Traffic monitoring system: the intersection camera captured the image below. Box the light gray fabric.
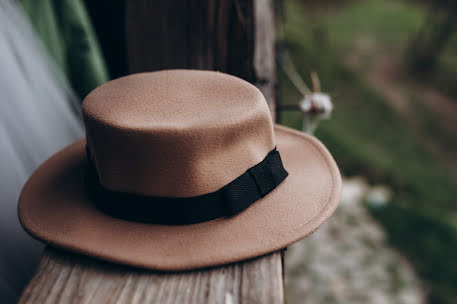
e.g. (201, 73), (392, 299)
(0, 1), (84, 302)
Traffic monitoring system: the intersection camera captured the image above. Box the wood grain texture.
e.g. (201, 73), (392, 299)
(254, 0), (276, 118)
(19, 247), (284, 304)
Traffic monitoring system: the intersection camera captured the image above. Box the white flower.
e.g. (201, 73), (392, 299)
(299, 93), (333, 118)
(299, 93), (333, 134)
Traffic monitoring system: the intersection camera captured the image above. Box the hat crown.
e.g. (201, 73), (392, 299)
(82, 70), (275, 197)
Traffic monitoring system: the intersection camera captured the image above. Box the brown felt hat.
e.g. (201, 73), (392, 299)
(19, 70), (341, 271)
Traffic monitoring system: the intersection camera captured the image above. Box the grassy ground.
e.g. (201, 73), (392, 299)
(279, 0), (457, 302)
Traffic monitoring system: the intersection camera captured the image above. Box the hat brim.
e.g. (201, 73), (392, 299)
(18, 125), (341, 271)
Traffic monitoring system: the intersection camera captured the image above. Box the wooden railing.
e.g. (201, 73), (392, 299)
(19, 247), (284, 303)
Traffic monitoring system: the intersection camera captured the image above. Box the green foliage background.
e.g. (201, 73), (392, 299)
(279, 0), (457, 302)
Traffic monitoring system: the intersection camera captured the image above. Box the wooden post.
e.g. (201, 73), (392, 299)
(19, 2), (283, 303)
(126, 0), (277, 120)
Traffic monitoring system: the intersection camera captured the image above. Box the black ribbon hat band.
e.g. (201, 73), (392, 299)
(85, 146), (288, 225)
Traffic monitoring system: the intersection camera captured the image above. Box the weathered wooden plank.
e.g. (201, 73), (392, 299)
(125, 0), (253, 77)
(254, 0), (277, 119)
(19, 247), (284, 304)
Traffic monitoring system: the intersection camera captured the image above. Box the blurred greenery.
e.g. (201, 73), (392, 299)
(20, 0), (109, 99)
(279, 0), (457, 302)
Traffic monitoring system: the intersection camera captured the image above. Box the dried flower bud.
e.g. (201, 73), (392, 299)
(300, 93), (333, 134)
(300, 93), (333, 118)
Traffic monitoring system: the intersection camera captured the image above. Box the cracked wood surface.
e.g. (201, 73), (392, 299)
(19, 247), (284, 304)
